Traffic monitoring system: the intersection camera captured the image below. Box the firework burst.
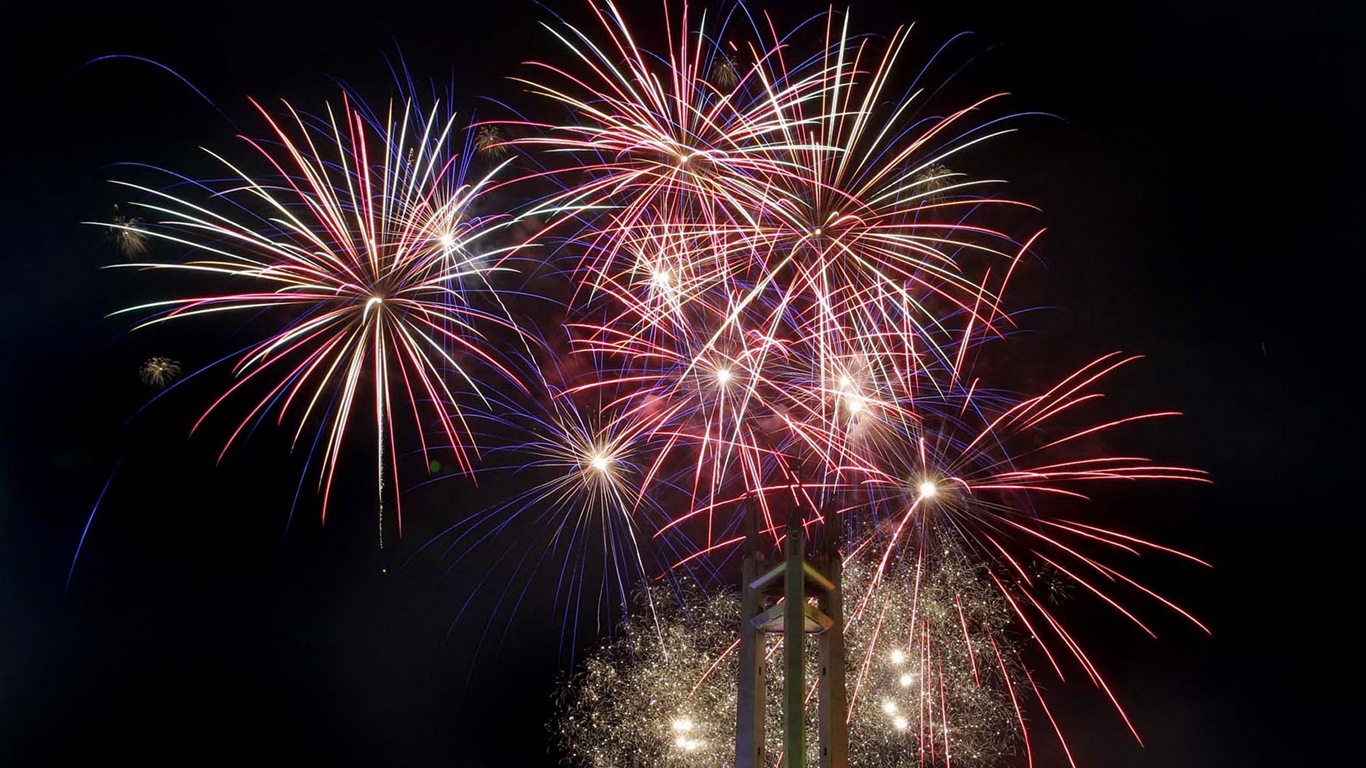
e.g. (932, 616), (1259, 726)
(474, 124), (510, 158)
(107, 204), (151, 258)
(96, 88), (527, 538)
(504, 0), (830, 285)
(138, 356), (182, 388)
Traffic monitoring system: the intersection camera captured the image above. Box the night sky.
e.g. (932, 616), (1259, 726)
(2, 1), (1359, 766)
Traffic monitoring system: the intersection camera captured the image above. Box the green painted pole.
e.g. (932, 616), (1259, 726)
(817, 554), (848, 768)
(784, 516), (805, 768)
(736, 505), (765, 768)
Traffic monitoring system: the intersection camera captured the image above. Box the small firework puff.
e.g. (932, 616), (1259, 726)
(474, 125), (509, 158)
(139, 357), (182, 389)
(709, 51), (739, 89)
(910, 164), (956, 205)
(107, 204), (150, 258)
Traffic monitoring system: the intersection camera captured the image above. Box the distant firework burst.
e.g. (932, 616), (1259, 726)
(138, 355), (183, 385)
(97, 88), (526, 538)
(138, 356), (182, 388)
(474, 124), (510, 159)
(107, 204), (150, 258)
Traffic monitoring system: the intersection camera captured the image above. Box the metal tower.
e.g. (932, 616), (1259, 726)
(735, 512), (848, 768)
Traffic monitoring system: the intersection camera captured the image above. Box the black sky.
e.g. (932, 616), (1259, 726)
(2, 1), (1361, 766)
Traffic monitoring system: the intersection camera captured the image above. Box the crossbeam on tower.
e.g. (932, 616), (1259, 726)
(734, 516), (848, 768)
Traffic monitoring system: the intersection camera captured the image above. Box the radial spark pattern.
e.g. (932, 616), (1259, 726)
(100, 90), (525, 534)
(138, 356), (182, 389)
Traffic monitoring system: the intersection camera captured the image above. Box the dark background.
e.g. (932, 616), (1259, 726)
(2, 1), (1359, 765)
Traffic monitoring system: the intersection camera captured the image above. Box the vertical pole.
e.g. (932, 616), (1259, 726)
(736, 509), (765, 768)
(817, 555), (848, 768)
(784, 516), (805, 768)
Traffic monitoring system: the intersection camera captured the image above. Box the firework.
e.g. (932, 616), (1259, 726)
(106, 204), (151, 258)
(740, 344), (1208, 760)
(495, 0), (1045, 563)
(843, 550), (1024, 767)
(85, 3), (1211, 761)
(474, 124), (510, 158)
(911, 164), (957, 206)
(553, 578), (745, 768)
(96, 88), (526, 538)
(138, 356), (182, 388)
(496, 3), (1212, 760)
(416, 373), (673, 651)
(552, 546), (1025, 768)
(547, 336), (1211, 761)
(409, 331), (723, 657)
(710, 51), (742, 90)
(504, 0), (827, 283)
